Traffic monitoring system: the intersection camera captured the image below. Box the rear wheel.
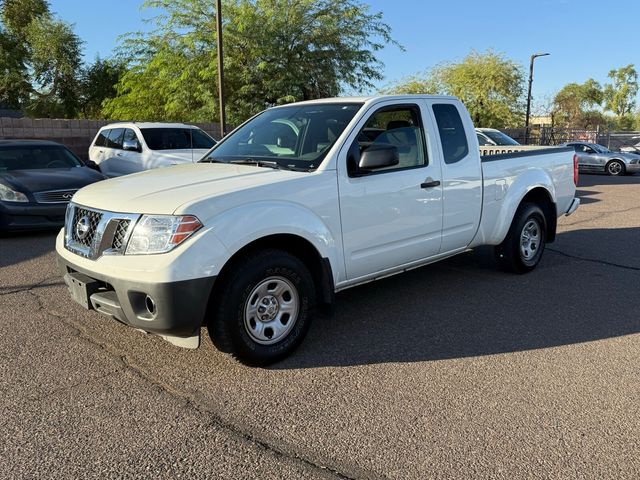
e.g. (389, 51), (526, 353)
(606, 160), (625, 176)
(207, 249), (315, 366)
(495, 203), (546, 274)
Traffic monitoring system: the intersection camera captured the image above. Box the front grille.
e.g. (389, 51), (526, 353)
(111, 219), (131, 251)
(71, 207), (103, 249)
(64, 203), (140, 260)
(34, 189), (77, 204)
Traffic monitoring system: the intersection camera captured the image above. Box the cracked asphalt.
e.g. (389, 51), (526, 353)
(1, 174), (639, 479)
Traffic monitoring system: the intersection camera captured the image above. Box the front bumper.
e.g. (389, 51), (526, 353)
(0, 201), (67, 231)
(626, 163), (640, 173)
(57, 251), (216, 340)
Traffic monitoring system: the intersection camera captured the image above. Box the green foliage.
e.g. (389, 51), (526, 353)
(103, 0), (398, 124)
(0, 26), (31, 108)
(603, 64), (638, 119)
(25, 15), (83, 117)
(552, 79), (604, 129)
(0, 0), (50, 109)
(1, 0), (48, 36)
(385, 50), (524, 128)
(79, 57), (125, 118)
(0, 0), (84, 117)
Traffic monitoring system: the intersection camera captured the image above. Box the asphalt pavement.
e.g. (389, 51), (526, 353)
(1, 173), (639, 479)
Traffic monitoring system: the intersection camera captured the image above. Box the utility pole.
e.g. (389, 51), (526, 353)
(216, 0), (226, 137)
(525, 52), (550, 144)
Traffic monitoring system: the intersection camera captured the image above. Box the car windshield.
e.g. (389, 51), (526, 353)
(0, 146), (82, 171)
(593, 144), (610, 153)
(201, 103), (363, 171)
(140, 128), (216, 151)
(483, 130), (520, 146)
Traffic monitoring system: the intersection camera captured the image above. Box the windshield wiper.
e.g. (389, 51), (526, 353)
(229, 159), (281, 169)
(201, 157), (311, 172)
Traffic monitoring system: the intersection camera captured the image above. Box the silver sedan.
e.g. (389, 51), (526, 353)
(561, 142), (640, 176)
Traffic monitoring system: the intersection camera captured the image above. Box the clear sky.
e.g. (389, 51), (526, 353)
(49, 0), (640, 109)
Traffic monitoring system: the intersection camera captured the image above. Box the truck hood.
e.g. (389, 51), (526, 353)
(72, 163), (305, 214)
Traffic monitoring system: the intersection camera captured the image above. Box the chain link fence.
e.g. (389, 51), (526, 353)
(503, 126), (640, 153)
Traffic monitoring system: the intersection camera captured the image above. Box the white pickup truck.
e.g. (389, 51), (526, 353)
(56, 95), (580, 365)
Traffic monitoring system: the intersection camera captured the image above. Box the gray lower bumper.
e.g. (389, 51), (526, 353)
(565, 197), (580, 216)
(58, 253), (216, 340)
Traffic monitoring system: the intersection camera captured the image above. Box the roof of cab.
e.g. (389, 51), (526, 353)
(98, 122), (201, 130)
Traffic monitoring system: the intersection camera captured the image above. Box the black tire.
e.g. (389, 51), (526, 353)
(606, 160), (625, 176)
(207, 249), (316, 366)
(495, 203), (546, 274)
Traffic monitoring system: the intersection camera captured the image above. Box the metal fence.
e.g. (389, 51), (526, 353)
(503, 127), (640, 152)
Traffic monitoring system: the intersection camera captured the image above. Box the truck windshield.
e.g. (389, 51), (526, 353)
(201, 103), (363, 171)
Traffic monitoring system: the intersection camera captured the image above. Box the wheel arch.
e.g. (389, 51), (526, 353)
(208, 234), (335, 321)
(519, 187), (557, 243)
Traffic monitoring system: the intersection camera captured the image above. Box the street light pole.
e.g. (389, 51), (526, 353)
(524, 52), (550, 144)
(216, 0), (226, 137)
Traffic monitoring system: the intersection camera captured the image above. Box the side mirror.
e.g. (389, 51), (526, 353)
(358, 144), (399, 171)
(84, 160), (100, 171)
(123, 139), (141, 152)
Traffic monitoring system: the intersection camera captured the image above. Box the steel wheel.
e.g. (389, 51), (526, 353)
(244, 276), (300, 345)
(520, 219), (541, 261)
(607, 160), (624, 176)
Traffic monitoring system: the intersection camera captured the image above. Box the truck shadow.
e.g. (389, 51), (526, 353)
(275, 227), (640, 369)
(0, 230), (58, 269)
(578, 173), (640, 188)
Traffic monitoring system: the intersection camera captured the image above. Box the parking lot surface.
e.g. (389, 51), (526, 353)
(1, 174), (639, 479)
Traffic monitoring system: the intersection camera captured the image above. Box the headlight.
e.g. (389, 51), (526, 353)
(126, 215), (202, 255)
(0, 183), (28, 202)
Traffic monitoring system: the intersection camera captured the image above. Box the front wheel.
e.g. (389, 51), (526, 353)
(495, 203), (547, 274)
(606, 160), (625, 176)
(207, 249), (315, 366)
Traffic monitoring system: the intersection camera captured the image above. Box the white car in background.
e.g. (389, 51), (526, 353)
(89, 123), (217, 177)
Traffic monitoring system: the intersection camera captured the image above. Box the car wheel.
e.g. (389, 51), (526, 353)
(606, 160), (625, 176)
(207, 249), (315, 366)
(495, 203), (546, 274)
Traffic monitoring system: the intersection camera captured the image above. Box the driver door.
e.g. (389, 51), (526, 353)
(337, 103), (443, 280)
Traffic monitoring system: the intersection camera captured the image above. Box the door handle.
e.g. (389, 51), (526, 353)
(116, 153), (123, 157)
(420, 180), (441, 189)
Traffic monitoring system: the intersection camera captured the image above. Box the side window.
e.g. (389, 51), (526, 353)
(106, 128), (125, 149)
(476, 132), (491, 146)
(123, 128), (139, 143)
(433, 104), (469, 164)
(350, 105), (427, 175)
(94, 130), (109, 147)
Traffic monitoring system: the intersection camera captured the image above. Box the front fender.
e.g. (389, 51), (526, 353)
(208, 200), (344, 282)
(488, 169), (556, 245)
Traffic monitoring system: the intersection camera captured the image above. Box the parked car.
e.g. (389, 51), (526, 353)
(476, 128), (520, 146)
(561, 142), (640, 176)
(57, 95), (579, 365)
(0, 140), (105, 232)
(89, 123), (217, 177)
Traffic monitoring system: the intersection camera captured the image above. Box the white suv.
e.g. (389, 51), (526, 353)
(89, 122), (217, 176)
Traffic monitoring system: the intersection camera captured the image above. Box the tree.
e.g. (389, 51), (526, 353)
(0, 0), (50, 110)
(79, 57), (125, 118)
(25, 15), (83, 117)
(604, 65), (638, 117)
(552, 79), (604, 129)
(103, 0), (399, 124)
(0, 27), (31, 108)
(385, 50), (525, 128)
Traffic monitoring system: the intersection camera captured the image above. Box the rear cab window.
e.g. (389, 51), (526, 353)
(432, 104), (469, 164)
